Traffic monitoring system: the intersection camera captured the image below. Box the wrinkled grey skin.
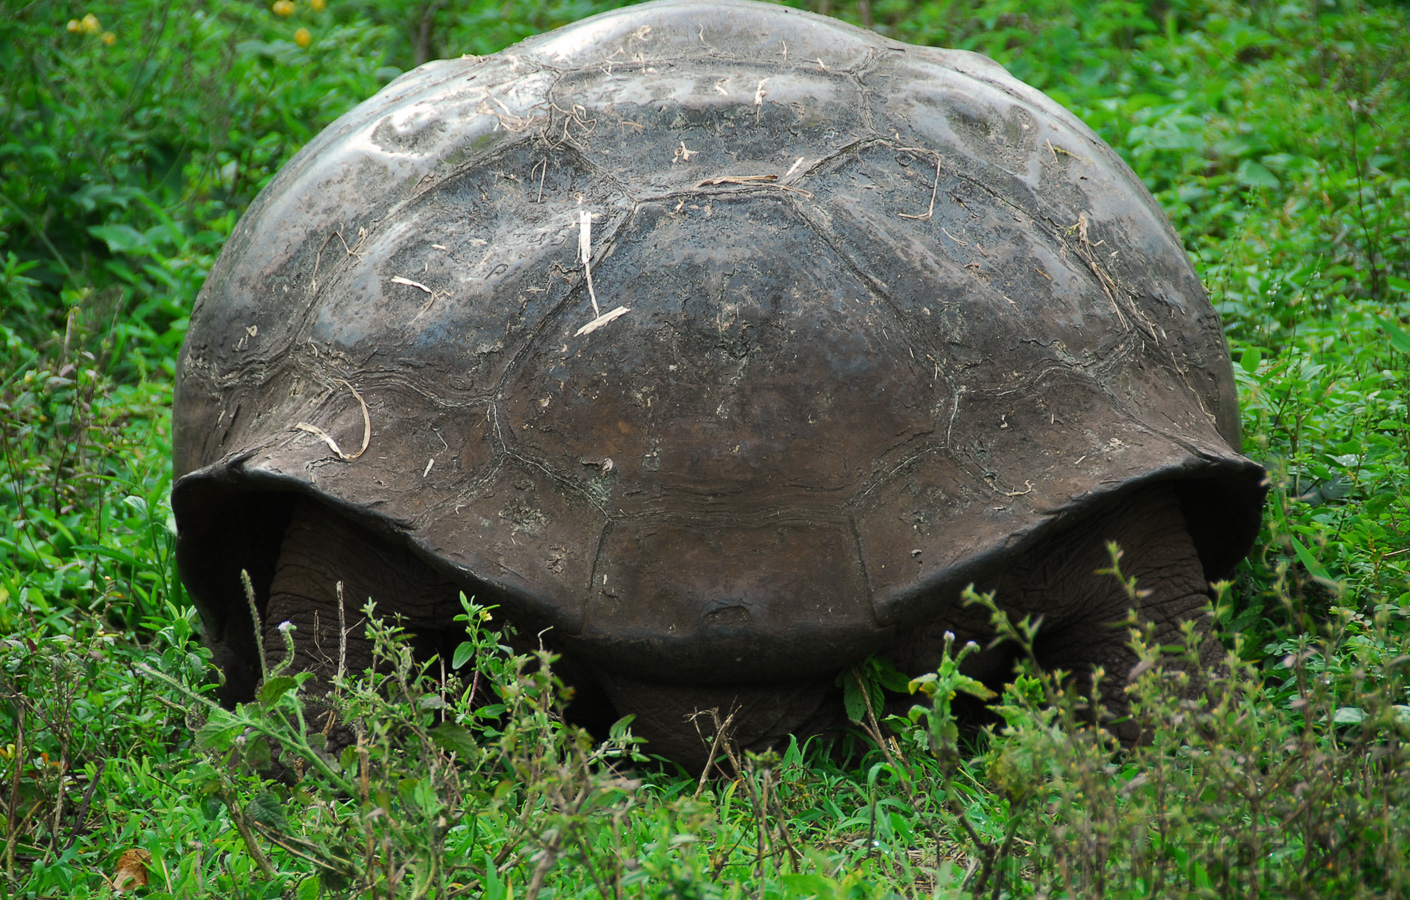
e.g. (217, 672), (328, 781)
(172, 0), (1266, 768)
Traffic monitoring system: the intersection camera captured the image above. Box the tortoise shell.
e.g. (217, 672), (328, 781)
(172, 0), (1265, 698)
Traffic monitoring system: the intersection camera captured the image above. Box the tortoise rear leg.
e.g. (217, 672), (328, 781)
(262, 497), (465, 694)
(261, 498), (625, 753)
(887, 483), (1218, 742)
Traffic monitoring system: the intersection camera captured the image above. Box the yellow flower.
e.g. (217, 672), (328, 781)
(294, 27), (311, 48)
(66, 19), (81, 33)
(102, 31), (116, 46)
(81, 13), (100, 34)
(272, 0), (295, 17)
(310, 0), (326, 11)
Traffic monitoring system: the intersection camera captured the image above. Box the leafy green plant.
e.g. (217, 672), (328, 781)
(132, 596), (655, 898)
(885, 550), (1410, 899)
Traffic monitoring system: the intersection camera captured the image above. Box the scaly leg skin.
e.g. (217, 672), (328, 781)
(890, 482), (1217, 743)
(261, 497), (464, 747)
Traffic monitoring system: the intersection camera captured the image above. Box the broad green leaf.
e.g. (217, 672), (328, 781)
(1235, 159), (1280, 188)
(1290, 537), (1332, 582)
(258, 675), (299, 708)
(1380, 317), (1410, 354)
(908, 673), (938, 696)
(194, 717), (243, 753)
(87, 223), (151, 255)
(607, 714), (636, 742)
(245, 791), (288, 831)
(429, 722), (479, 758)
(483, 854), (509, 900)
(243, 735), (272, 771)
(842, 677), (866, 724)
(956, 675), (997, 701)
(873, 656), (913, 692)
(296, 875), (321, 900)
(452, 640), (476, 669)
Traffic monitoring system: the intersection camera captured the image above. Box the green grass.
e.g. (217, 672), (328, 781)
(2, 0), (1408, 897)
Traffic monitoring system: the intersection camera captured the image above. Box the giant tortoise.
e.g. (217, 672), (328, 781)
(172, 0), (1267, 764)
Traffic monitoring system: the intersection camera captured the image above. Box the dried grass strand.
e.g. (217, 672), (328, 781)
(294, 379), (371, 460)
(575, 305), (630, 337)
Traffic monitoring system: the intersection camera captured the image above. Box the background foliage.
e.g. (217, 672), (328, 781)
(2, 0), (1408, 897)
